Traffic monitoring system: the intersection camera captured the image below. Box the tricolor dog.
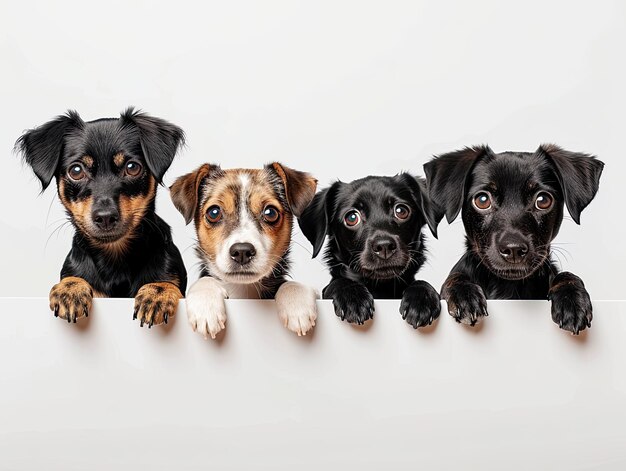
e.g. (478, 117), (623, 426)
(16, 108), (187, 326)
(170, 162), (318, 338)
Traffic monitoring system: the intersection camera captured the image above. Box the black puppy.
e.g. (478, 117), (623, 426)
(298, 174), (440, 328)
(16, 108), (187, 327)
(424, 144), (604, 334)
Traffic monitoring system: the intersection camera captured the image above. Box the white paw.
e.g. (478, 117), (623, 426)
(186, 277), (228, 339)
(275, 281), (319, 336)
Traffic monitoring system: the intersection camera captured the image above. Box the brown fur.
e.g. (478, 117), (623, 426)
(113, 152), (125, 167)
(81, 156), (94, 167)
(58, 179), (93, 236)
(133, 282), (183, 327)
(49, 276), (94, 322)
(59, 176), (157, 258)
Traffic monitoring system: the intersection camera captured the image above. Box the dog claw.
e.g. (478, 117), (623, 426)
(140, 318), (145, 327)
(84, 307), (89, 318)
(54, 306), (59, 317)
(133, 307), (138, 320)
(164, 313), (168, 324)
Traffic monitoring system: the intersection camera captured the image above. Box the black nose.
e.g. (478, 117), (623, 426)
(230, 243), (256, 265)
(497, 234), (529, 264)
(92, 208), (119, 231)
(371, 238), (397, 260)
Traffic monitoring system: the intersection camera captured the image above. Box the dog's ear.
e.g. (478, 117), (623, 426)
(267, 162), (318, 218)
(396, 173), (438, 238)
(423, 145), (492, 224)
(538, 144), (604, 224)
(170, 164), (219, 225)
(121, 107), (185, 183)
(298, 182), (341, 258)
(15, 111), (84, 191)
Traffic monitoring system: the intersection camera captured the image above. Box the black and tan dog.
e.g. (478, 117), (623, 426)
(170, 163), (318, 338)
(298, 174), (441, 328)
(425, 144), (604, 334)
(16, 108), (187, 326)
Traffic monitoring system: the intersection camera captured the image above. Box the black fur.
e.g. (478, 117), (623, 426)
(298, 174), (441, 328)
(425, 144), (604, 334)
(16, 108), (186, 325)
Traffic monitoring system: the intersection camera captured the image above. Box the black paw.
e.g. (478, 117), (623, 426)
(400, 281), (441, 328)
(444, 280), (488, 326)
(329, 282), (374, 325)
(549, 272), (592, 335)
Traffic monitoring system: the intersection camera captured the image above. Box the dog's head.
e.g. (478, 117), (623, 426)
(425, 145), (604, 280)
(16, 108), (184, 251)
(170, 163), (316, 284)
(298, 174), (437, 280)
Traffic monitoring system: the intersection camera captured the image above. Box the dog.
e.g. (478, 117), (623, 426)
(424, 144), (604, 334)
(298, 174), (441, 328)
(169, 162), (318, 338)
(16, 108), (187, 327)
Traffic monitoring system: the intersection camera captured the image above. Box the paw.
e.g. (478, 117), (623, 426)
(275, 281), (319, 336)
(549, 272), (592, 335)
(444, 281), (488, 326)
(49, 277), (93, 323)
(133, 282), (182, 328)
(400, 281), (441, 328)
(186, 277), (228, 339)
(329, 282), (374, 325)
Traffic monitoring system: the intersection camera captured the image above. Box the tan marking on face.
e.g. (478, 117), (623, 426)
(197, 171), (244, 263)
(58, 179), (93, 236)
(113, 152), (125, 167)
(196, 168), (293, 276)
(248, 173), (292, 265)
(81, 156), (94, 167)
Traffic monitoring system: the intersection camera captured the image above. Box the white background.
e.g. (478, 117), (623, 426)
(1, 0), (624, 297)
(1, 298), (625, 470)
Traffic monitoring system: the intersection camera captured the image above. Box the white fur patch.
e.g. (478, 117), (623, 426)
(186, 276), (229, 339)
(213, 173), (272, 282)
(275, 281), (319, 336)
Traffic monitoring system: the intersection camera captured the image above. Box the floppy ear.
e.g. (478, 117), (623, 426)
(297, 182), (341, 258)
(267, 162), (318, 218)
(169, 164), (219, 225)
(538, 144), (604, 224)
(121, 107), (185, 183)
(396, 173), (438, 238)
(15, 110), (84, 191)
(423, 145), (492, 224)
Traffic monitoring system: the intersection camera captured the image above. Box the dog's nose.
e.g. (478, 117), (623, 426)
(92, 208), (120, 231)
(230, 243), (256, 265)
(371, 238), (397, 260)
(497, 235), (529, 264)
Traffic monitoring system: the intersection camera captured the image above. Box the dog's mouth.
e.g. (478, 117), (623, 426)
(359, 262), (409, 280)
(220, 270), (267, 284)
(482, 252), (548, 281)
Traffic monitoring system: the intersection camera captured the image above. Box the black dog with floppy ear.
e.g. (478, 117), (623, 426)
(15, 108), (187, 327)
(298, 173), (441, 329)
(16, 111), (85, 190)
(425, 144), (604, 334)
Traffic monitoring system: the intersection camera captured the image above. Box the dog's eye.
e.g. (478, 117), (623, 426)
(343, 210), (362, 228)
(67, 163), (86, 181)
(535, 192), (554, 210)
(394, 204), (411, 220)
(473, 192), (492, 210)
(206, 205), (223, 223)
(262, 206), (280, 224)
(124, 161), (142, 177)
